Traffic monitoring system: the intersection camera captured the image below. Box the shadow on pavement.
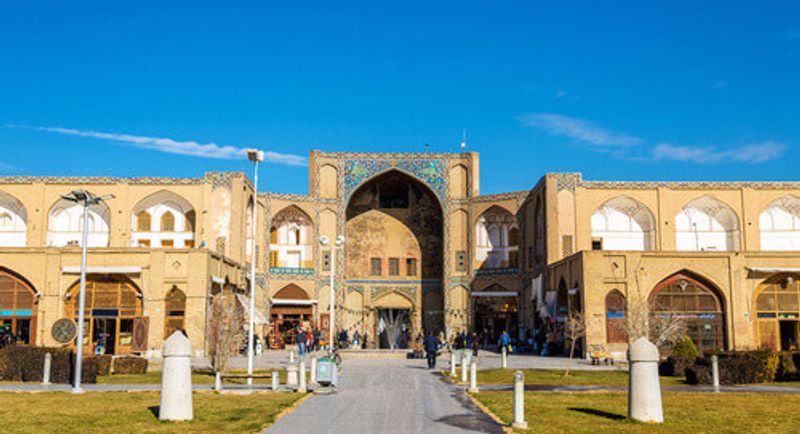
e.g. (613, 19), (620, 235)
(568, 407), (626, 421)
(433, 414), (505, 433)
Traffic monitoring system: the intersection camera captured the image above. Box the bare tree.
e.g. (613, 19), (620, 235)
(564, 312), (587, 377)
(208, 294), (245, 373)
(620, 266), (687, 348)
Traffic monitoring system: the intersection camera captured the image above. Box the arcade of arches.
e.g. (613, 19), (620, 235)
(755, 274), (800, 351)
(345, 170), (443, 347)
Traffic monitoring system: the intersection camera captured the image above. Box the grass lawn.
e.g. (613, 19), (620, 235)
(474, 391), (800, 433)
(472, 369), (686, 387)
(97, 369), (305, 385)
(0, 391), (304, 433)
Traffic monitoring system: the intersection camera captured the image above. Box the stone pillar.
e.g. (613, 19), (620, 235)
(501, 346), (508, 369)
(711, 355), (720, 391)
(461, 356), (468, 383)
(450, 352), (457, 377)
(468, 360), (479, 393)
(310, 355), (318, 384)
(287, 364), (299, 387)
(272, 370), (280, 391)
(298, 360), (307, 393)
(42, 352), (52, 385)
(160, 332), (193, 421)
(627, 337), (663, 423)
(214, 371), (222, 391)
(512, 371), (528, 429)
(289, 350), (296, 364)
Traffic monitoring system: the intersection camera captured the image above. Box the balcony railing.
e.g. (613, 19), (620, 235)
(474, 267), (519, 276)
(269, 267), (315, 275)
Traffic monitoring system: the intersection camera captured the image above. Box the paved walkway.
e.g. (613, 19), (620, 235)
(266, 358), (504, 434)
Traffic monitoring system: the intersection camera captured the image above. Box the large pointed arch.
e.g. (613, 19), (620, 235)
(0, 267), (38, 344)
(760, 195), (800, 251)
(131, 190), (196, 248)
(591, 195), (656, 251)
(675, 195), (740, 251)
(270, 206), (314, 270)
(0, 190), (27, 247)
(47, 195), (111, 247)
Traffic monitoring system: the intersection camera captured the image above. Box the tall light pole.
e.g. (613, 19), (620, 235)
(62, 190), (113, 394)
(246, 149), (264, 386)
(319, 234), (344, 352)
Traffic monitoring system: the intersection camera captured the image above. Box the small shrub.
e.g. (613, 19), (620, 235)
(95, 355), (113, 376)
(685, 350), (777, 385)
(660, 355), (697, 377)
(0, 345), (96, 384)
(113, 356), (148, 375)
(671, 336), (699, 358)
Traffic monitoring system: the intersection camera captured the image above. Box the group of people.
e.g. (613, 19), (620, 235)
(336, 329), (369, 350)
(0, 326), (18, 348)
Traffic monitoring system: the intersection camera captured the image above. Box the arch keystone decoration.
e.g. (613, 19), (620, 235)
(343, 159), (446, 203)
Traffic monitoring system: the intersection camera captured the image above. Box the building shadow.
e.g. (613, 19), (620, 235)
(148, 406), (160, 419)
(568, 407), (626, 421)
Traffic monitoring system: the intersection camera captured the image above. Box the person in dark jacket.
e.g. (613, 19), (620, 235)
(424, 333), (439, 369)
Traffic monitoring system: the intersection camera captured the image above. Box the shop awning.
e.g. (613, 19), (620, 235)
(471, 291), (518, 297)
(271, 299), (318, 306)
(62, 266), (142, 274)
(235, 293), (269, 325)
(210, 275), (226, 285)
(747, 267), (800, 274)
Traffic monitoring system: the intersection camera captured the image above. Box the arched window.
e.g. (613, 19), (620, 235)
(47, 197), (110, 247)
(606, 290), (627, 344)
(675, 196), (740, 251)
(475, 206), (518, 270)
(269, 206), (313, 270)
(591, 196), (656, 251)
(508, 227), (519, 246)
(0, 269), (37, 344)
(754, 274), (800, 351)
(184, 210), (196, 233)
(160, 212), (175, 232)
(136, 211), (151, 232)
(760, 196), (800, 251)
(0, 191), (27, 247)
(650, 272), (725, 353)
(164, 287), (186, 339)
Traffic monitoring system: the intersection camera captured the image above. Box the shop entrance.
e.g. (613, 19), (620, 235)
(377, 308), (411, 349)
(780, 320), (799, 351)
(93, 317), (117, 355)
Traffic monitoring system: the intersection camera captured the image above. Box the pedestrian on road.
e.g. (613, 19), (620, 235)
(498, 330), (510, 353)
(469, 332), (479, 358)
(298, 328), (308, 357)
(424, 333), (439, 369)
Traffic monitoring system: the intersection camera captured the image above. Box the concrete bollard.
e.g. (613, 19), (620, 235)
(711, 355), (720, 392)
(214, 371), (222, 391)
(272, 370), (280, 391)
(298, 360), (307, 393)
(286, 363), (299, 387)
(289, 350), (296, 364)
(159, 331), (193, 421)
(310, 355), (318, 384)
(461, 355), (468, 383)
(42, 352), (52, 385)
(501, 346), (508, 369)
(469, 360), (479, 393)
(627, 337), (663, 423)
(512, 370), (528, 429)
(450, 352), (457, 377)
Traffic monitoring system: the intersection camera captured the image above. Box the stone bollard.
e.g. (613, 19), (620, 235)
(501, 346), (508, 369)
(461, 355), (468, 383)
(450, 352), (457, 377)
(512, 371), (528, 429)
(214, 371), (222, 391)
(627, 337), (663, 423)
(272, 370), (280, 391)
(711, 355), (720, 392)
(468, 360), (479, 393)
(287, 363), (299, 387)
(289, 350), (296, 364)
(310, 356), (318, 384)
(298, 360), (307, 393)
(42, 352), (52, 385)
(160, 331), (193, 421)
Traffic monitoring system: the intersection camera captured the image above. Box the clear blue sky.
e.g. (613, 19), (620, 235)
(1, 1), (798, 194)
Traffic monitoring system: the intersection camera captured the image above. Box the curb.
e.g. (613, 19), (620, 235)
(465, 392), (517, 433)
(262, 392), (313, 432)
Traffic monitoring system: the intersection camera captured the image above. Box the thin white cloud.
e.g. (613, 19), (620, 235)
(652, 142), (786, 164)
(554, 90), (568, 100)
(518, 113), (642, 147)
(712, 80), (729, 90)
(7, 125), (307, 167)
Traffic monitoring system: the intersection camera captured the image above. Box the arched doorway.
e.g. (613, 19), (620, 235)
(345, 170), (444, 336)
(0, 269), (37, 344)
(650, 272), (725, 353)
(164, 287), (186, 339)
(270, 284), (314, 349)
(372, 290), (415, 349)
(66, 276), (144, 355)
(473, 284), (518, 345)
(605, 290), (627, 344)
(754, 274), (800, 351)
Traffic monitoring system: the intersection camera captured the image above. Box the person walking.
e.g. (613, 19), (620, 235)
(424, 333), (439, 369)
(469, 331), (479, 358)
(498, 330), (510, 353)
(297, 328), (307, 357)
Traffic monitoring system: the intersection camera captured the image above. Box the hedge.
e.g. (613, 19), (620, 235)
(0, 345), (98, 384)
(113, 356), (148, 375)
(96, 354), (113, 376)
(686, 350), (778, 385)
(659, 355), (697, 377)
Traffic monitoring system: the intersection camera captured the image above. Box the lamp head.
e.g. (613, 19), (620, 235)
(335, 235), (345, 246)
(246, 149), (265, 162)
(319, 235), (330, 246)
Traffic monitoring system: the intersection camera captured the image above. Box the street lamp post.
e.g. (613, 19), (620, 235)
(62, 190), (113, 394)
(319, 235), (344, 352)
(246, 149), (264, 386)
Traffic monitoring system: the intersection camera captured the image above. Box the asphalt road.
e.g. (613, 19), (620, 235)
(266, 358), (504, 434)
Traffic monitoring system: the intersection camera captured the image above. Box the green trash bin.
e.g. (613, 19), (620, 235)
(316, 356), (338, 387)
